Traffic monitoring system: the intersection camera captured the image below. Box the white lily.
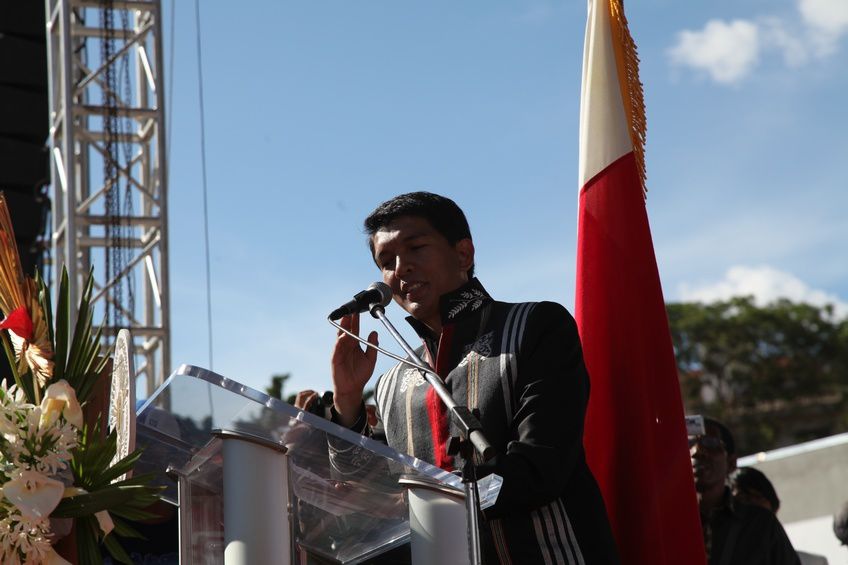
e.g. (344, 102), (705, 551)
(40, 380), (83, 429)
(2, 469), (65, 519)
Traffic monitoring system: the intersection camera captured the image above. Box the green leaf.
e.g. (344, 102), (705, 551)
(102, 533), (134, 565)
(67, 269), (97, 401)
(88, 435), (119, 483)
(35, 270), (54, 347)
(112, 517), (146, 540)
(116, 475), (162, 492)
(96, 452), (144, 486)
(53, 485), (151, 518)
(54, 266), (70, 380)
(75, 515), (104, 565)
(109, 505), (161, 522)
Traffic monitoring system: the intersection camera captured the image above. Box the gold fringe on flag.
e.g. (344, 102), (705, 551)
(608, 0), (648, 196)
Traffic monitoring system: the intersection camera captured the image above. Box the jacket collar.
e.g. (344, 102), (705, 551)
(709, 486), (737, 516)
(405, 277), (492, 339)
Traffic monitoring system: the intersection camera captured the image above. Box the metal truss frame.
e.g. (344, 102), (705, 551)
(45, 0), (170, 396)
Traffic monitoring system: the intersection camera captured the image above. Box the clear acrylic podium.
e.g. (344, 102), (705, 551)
(135, 365), (501, 564)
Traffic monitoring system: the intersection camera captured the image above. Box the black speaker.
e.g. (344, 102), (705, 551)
(0, 2), (51, 281)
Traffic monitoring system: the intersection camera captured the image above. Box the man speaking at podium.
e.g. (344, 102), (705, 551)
(330, 192), (619, 564)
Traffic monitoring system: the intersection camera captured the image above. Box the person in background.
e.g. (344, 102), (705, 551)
(730, 466), (828, 565)
(730, 466), (780, 513)
(690, 417), (800, 564)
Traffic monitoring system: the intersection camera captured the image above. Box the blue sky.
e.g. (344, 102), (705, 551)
(161, 0), (848, 397)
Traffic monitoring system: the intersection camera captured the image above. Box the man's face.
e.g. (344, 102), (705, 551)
(371, 216), (473, 331)
(690, 422), (736, 493)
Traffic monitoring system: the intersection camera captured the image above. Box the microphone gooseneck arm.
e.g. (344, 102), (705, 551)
(328, 316), (434, 374)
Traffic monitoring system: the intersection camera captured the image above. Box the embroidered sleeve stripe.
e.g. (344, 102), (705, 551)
(375, 371), (386, 407)
(377, 364), (403, 430)
(556, 499), (586, 565)
(499, 304), (523, 423)
(532, 507), (558, 565)
(544, 502), (575, 565)
(489, 519), (514, 565)
(533, 502), (574, 565)
(516, 303), (535, 354)
(405, 374), (416, 456)
(506, 302), (534, 414)
(507, 303), (533, 375)
(545, 501), (579, 565)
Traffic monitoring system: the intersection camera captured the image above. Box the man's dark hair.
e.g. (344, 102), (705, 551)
(731, 467), (780, 512)
(704, 417), (736, 455)
(364, 191), (474, 277)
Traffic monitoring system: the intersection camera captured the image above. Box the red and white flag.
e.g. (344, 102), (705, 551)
(575, 1), (705, 563)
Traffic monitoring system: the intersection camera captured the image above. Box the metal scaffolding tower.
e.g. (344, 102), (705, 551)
(45, 0), (170, 396)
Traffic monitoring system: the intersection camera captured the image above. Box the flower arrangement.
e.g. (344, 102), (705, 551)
(0, 195), (162, 564)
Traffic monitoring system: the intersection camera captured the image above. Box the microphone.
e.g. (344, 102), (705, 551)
(329, 282), (393, 320)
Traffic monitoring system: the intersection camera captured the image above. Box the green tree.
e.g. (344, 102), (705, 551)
(265, 372), (297, 405)
(668, 296), (848, 455)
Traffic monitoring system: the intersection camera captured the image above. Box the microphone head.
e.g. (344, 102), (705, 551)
(367, 281), (393, 307)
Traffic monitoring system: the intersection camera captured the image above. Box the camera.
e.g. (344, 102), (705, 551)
(306, 390), (334, 419)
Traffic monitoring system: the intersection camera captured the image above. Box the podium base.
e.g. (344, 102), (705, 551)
(402, 476), (470, 565)
(216, 429), (290, 565)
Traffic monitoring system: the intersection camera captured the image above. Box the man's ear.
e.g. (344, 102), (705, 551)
(727, 454), (738, 475)
(455, 238), (475, 273)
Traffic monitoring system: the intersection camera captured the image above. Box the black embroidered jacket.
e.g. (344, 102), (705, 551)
(334, 278), (620, 564)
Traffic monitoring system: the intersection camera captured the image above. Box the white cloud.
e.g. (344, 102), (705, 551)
(677, 265), (848, 319)
(760, 17), (810, 66)
(800, 0), (848, 36)
(668, 19), (760, 84)
(799, 0), (848, 55)
(668, 0), (848, 83)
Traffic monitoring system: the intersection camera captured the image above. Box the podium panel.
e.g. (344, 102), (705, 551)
(136, 365), (501, 564)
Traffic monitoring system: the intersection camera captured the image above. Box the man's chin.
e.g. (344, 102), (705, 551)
(402, 300), (430, 318)
(398, 300), (419, 316)
(693, 475), (723, 494)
